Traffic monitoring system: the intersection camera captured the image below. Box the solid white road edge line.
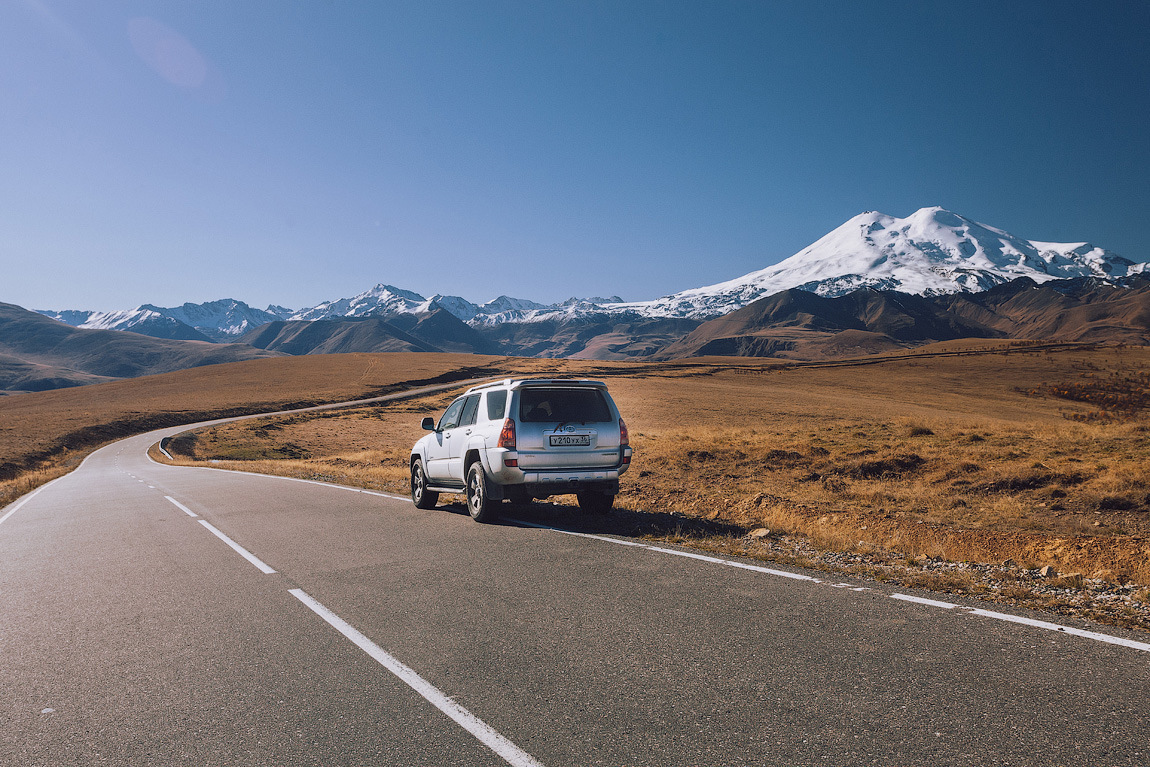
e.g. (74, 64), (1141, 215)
(0, 466), (83, 529)
(197, 520), (277, 574)
(891, 593), (1150, 652)
(511, 518), (1150, 654)
(164, 496), (198, 517)
(966, 607), (1150, 653)
(146, 456), (410, 501)
(289, 588), (546, 767)
(0, 488), (43, 528)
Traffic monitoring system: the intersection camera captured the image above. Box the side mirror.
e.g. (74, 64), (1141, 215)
(421, 416), (436, 431)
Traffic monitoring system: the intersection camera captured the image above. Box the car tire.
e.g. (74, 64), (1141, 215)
(411, 459), (438, 509)
(577, 491), (614, 514)
(466, 463), (499, 523)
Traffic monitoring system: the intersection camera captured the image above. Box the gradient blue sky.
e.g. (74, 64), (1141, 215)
(3, 0), (1148, 312)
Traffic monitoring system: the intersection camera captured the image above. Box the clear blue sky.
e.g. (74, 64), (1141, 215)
(3, 0), (1147, 312)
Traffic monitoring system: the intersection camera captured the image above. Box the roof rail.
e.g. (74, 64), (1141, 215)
(463, 377), (607, 394)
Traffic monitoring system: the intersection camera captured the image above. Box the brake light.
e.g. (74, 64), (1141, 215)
(619, 417), (629, 446)
(497, 418), (516, 449)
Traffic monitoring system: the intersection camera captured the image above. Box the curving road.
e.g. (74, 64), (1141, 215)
(2, 400), (1150, 766)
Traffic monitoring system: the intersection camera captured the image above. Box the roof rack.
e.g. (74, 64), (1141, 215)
(464, 378), (607, 394)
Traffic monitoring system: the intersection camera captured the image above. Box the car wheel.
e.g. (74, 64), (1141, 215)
(577, 491), (614, 514)
(466, 463), (499, 523)
(411, 459), (438, 509)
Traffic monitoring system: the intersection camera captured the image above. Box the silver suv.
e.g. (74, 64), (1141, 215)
(410, 378), (632, 522)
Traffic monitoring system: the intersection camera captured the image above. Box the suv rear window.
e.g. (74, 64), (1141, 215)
(519, 388), (612, 423)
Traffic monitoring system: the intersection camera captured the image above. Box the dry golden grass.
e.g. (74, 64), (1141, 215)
(0, 352), (605, 484)
(160, 343), (1150, 587)
(0, 351), (704, 502)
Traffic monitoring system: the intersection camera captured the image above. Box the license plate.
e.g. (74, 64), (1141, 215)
(550, 434), (591, 447)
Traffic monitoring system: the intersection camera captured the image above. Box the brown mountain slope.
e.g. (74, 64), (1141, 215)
(384, 309), (502, 354)
(941, 277), (1150, 344)
(240, 317), (442, 355)
(482, 316), (702, 359)
(0, 302), (281, 392)
(656, 288), (997, 360)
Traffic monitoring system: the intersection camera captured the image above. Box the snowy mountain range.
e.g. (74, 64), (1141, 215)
(38, 207), (1146, 340)
(39, 299), (290, 342)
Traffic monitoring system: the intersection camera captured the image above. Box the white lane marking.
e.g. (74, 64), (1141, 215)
(197, 520), (276, 574)
(967, 608), (1150, 653)
(892, 593), (958, 609)
(289, 588), (545, 767)
(164, 496), (198, 517)
(0, 488), (44, 528)
(510, 518), (653, 547)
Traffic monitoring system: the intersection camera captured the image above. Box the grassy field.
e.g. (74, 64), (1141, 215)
(7, 344), (1149, 628)
(0, 351), (685, 506)
(0, 353), (519, 506)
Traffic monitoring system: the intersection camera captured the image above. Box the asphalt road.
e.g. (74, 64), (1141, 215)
(2, 412), (1149, 766)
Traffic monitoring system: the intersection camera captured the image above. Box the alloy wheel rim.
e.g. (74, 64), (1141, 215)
(469, 473), (482, 509)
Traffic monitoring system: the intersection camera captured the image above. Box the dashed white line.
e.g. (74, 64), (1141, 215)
(290, 588), (545, 767)
(164, 496), (198, 517)
(197, 520), (276, 574)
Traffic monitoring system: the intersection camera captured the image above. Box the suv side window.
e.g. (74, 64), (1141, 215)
(485, 390), (508, 421)
(459, 395), (481, 427)
(437, 398), (465, 431)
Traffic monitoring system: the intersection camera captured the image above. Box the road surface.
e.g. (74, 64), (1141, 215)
(2, 408), (1149, 766)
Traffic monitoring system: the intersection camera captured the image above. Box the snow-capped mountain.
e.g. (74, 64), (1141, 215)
(287, 284), (554, 325)
(613, 207), (1147, 319)
(287, 284), (428, 322)
(40, 299), (284, 342)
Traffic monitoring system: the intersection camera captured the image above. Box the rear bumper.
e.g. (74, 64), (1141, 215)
(485, 446), (629, 497)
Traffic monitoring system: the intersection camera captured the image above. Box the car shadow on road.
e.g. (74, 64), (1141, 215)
(465, 499), (748, 541)
(433, 493), (747, 542)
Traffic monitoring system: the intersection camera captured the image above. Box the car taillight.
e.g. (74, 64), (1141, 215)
(619, 417), (629, 446)
(497, 418), (516, 449)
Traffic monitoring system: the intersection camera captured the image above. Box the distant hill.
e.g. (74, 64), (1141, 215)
(240, 316), (444, 355)
(657, 275), (1150, 360)
(483, 315), (702, 359)
(0, 303), (281, 392)
(940, 276), (1150, 344)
